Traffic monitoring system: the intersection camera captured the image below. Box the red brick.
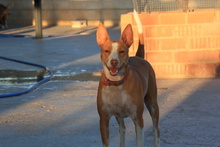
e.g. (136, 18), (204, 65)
(160, 12), (186, 25)
(151, 63), (188, 78)
(188, 51), (203, 63)
(189, 37), (219, 49)
(202, 50), (220, 62)
(146, 52), (174, 63)
(175, 50), (220, 64)
(145, 26), (175, 38)
(144, 26), (158, 38)
(201, 24), (220, 36)
(175, 51), (203, 63)
(188, 63), (217, 77)
(175, 51), (188, 63)
(145, 39), (160, 51)
(160, 38), (187, 50)
(152, 63), (220, 78)
(139, 12), (160, 26)
(157, 26), (174, 37)
(188, 25), (202, 37)
(189, 37), (205, 49)
(217, 37), (220, 48)
(185, 50), (218, 63)
(187, 10), (215, 24)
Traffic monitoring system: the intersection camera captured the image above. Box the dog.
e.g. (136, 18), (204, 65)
(0, 2), (13, 29)
(96, 22), (160, 147)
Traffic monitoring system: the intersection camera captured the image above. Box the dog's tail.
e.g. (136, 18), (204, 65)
(133, 9), (145, 59)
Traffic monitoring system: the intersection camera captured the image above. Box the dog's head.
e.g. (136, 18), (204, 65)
(96, 23), (133, 78)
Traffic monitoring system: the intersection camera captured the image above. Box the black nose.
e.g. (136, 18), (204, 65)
(110, 59), (118, 67)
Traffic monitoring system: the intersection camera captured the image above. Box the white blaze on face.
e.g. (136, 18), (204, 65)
(107, 42), (119, 67)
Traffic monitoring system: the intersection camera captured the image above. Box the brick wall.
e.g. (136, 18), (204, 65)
(121, 9), (220, 78)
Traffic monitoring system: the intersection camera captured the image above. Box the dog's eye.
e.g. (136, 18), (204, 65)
(119, 51), (125, 54)
(104, 50), (110, 53)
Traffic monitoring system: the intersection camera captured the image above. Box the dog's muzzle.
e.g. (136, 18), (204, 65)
(106, 63), (125, 76)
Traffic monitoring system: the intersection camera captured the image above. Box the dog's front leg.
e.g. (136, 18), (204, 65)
(116, 117), (125, 147)
(100, 113), (110, 147)
(132, 116), (144, 147)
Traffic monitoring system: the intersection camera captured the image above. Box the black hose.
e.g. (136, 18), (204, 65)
(0, 56), (53, 98)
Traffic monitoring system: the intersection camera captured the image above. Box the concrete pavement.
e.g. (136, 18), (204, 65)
(0, 26), (220, 147)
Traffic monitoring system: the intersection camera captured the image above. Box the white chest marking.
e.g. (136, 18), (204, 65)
(101, 86), (136, 118)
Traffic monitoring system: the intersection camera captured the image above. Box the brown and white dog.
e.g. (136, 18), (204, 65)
(96, 23), (160, 147)
(0, 2), (13, 29)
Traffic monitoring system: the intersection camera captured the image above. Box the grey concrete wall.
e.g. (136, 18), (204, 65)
(2, 0), (133, 26)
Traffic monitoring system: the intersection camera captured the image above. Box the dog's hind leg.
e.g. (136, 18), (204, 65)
(145, 72), (160, 147)
(145, 95), (160, 147)
(132, 116), (144, 147)
(131, 108), (144, 147)
(116, 117), (125, 147)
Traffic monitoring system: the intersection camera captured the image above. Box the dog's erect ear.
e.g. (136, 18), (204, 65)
(96, 23), (110, 46)
(121, 24), (133, 47)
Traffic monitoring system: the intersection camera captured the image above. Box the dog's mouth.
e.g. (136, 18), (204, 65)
(107, 63), (125, 76)
(109, 68), (119, 76)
